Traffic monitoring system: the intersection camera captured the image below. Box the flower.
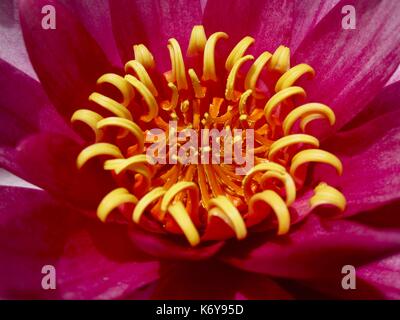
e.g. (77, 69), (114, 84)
(1, 0), (400, 299)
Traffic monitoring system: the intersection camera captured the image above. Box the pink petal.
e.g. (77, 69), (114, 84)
(220, 215), (400, 280)
(0, 59), (73, 146)
(314, 110), (400, 216)
(109, 0), (203, 70)
(0, 186), (160, 299)
(2, 132), (115, 211)
(293, 0), (400, 136)
(137, 261), (292, 299)
(0, 0), (36, 79)
(128, 225), (224, 261)
(60, 0), (121, 66)
(19, 0), (112, 119)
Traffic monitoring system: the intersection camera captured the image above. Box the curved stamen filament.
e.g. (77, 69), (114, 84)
(97, 117), (145, 153)
(275, 63), (315, 92)
(264, 86), (306, 124)
(248, 190), (290, 235)
(283, 103), (335, 135)
(187, 25), (207, 57)
(125, 60), (158, 97)
(77, 143), (123, 169)
(290, 149), (343, 177)
(71, 109), (104, 141)
(225, 55), (254, 101)
(167, 201), (200, 246)
(133, 187), (166, 223)
(203, 32), (228, 81)
(268, 134), (320, 161)
(168, 38), (188, 90)
(124, 74), (158, 122)
(310, 182), (346, 212)
(89, 92), (133, 120)
(97, 188), (138, 222)
(133, 44), (155, 70)
(96, 73), (135, 107)
(225, 36), (255, 71)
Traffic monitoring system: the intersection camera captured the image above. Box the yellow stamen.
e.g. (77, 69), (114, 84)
(275, 63), (315, 92)
(133, 44), (155, 70)
(225, 36), (255, 71)
(167, 38), (188, 90)
(268, 134), (320, 161)
(197, 165), (211, 208)
(208, 195), (247, 240)
(259, 170), (296, 205)
(290, 149), (343, 177)
(225, 55), (254, 101)
(97, 117), (144, 153)
(242, 162), (287, 200)
(238, 89), (253, 118)
(300, 114), (326, 132)
(188, 68), (206, 98)
(249, 190), (290, 235)
(167, 201), (200, 246)
(310, 182), (346, 212)
(187, 25), (207, 57)
(89, 92), (133, 120)
(104, 154), (149, 175)
(160, 181), (199, 217)
(202, 32), (228, 81)
(269, 45), (290, 73)
(97, 188), (138, 222)
(132, 187), (166, 223)
(283, 103), (335, 135)
(76, 143), (123, 169)
(264, 86), (306, 124)
(125, 60), (158, 97)
(96, 73), (135, 107)
(71, 109), (103, 141)
(124, 74), (158, 122)
(161, 82), (179, 111)
(244, 51), (272, 97)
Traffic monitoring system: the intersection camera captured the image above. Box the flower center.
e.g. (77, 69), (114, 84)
(72, 25), (346, 246)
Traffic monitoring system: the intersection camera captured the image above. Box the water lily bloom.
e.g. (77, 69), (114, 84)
(1, 0), (400, 299)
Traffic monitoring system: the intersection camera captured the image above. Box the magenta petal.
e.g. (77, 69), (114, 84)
(3, 132), (115, 211)
(345, 80), (400, 129)
(19, 0), (111, 119)
(128, 225), (224, 261)
(0, 0), (36, 79)
(314, 110), (400, 216)
(140, 261), (292, 299)
(203, 0), (338, 53)
(0, 186), (160, 299)
(59, 0), (121, 66)
(293, 0), (400, 136)
(109, 0), (202, 70)
(357, 254), (400, 299)
(203, 0), (293, 51)
(0, 59), (73, 146)
(288, 0), (340, 51)
(220, 215), (400, 280)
